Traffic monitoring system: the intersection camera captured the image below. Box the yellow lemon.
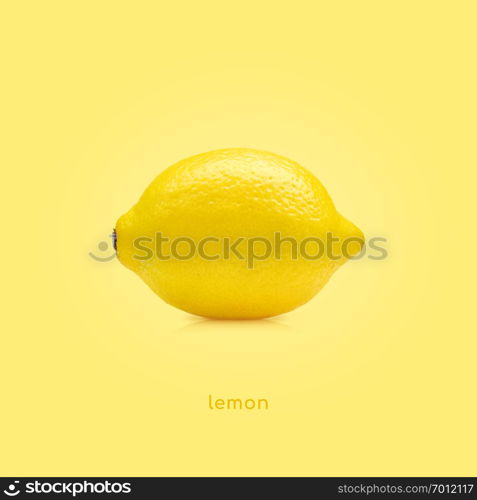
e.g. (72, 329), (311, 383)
(115, 148), (364, 319)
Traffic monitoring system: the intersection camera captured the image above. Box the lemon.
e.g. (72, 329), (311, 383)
(115, 148), (364, 319)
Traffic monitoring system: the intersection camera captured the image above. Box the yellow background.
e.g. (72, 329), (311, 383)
(1, 1), (476, 476)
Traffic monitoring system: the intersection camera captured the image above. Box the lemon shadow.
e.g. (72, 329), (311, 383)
(175, 317), (294, 334)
